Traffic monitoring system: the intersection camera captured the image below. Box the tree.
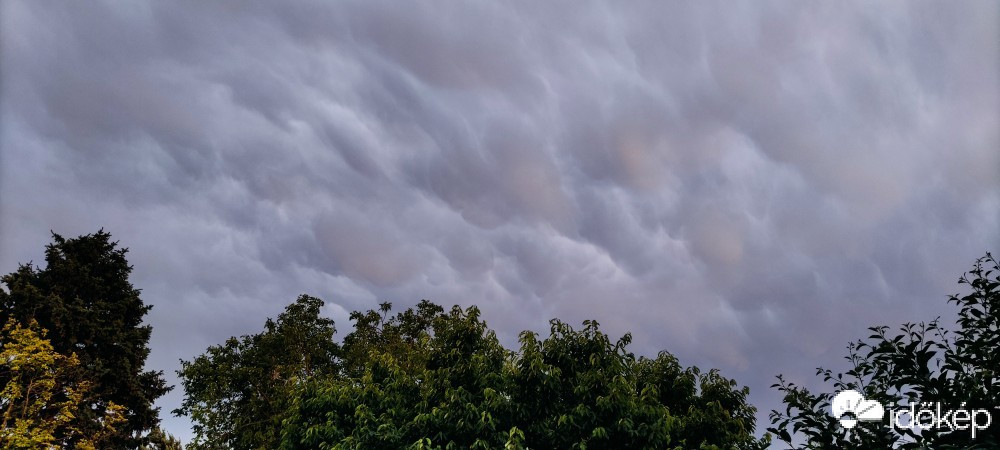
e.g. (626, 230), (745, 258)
(0, 230), (169, 448)
(175, 294), (339, 450)
(510, 319), (763, 449)
(281, 303), (511, 449)
(636, 351), (760, 448)
(280, 301), (769, 449)
(769, 253), (1000, 448)
(339, 299), (445, 379)
(182, 297), (767, 448)
(0, 318), (125, 449)
(140, 427), (184, 450)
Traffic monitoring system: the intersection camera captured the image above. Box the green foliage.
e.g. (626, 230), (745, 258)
(0, 318), (125, 449)
(340, 300), (444, 379)
(279, 302), (768, 449)
(0, 231), (168, 448)
(769, 253), (1000, 448)
(279, 303), (509, 449)
(175, 295), (339, 450)
(636, 353), (760, 448)
(509, 320), (674, 448)
(140, 427), (184, 450)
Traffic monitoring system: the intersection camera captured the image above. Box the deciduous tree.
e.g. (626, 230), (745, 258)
(0, 318), (125, 449)
(280, 302), (768, 449)
(175, 294), (339, 450)
(769, 253), (1000, 448)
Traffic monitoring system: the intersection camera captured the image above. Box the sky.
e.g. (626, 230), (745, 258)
(1, 0), (998, 443)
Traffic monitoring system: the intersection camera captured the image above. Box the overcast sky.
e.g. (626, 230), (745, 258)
(1, 0), (997, 443)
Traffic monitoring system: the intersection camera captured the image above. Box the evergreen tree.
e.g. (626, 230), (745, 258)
(0, 231), (169, 448)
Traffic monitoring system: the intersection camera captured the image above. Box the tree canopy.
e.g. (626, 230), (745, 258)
(769, 253), (1000, 448)
(179, 298), (768, 449)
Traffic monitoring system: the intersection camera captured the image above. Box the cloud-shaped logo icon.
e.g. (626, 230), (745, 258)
(831, 390), (884, 429)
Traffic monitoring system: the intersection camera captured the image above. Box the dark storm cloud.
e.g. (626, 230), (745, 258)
(2, 0), (997, 441)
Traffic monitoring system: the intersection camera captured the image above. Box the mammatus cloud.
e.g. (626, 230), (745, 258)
(2, 0), (997, 442)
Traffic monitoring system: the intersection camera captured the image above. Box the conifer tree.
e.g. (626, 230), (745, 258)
(0, 231), (169, 448)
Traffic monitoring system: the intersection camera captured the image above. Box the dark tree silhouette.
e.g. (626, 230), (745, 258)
(769, 253), (1000, 449)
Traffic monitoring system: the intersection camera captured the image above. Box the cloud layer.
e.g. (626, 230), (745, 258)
(2, 0), (997, 441)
